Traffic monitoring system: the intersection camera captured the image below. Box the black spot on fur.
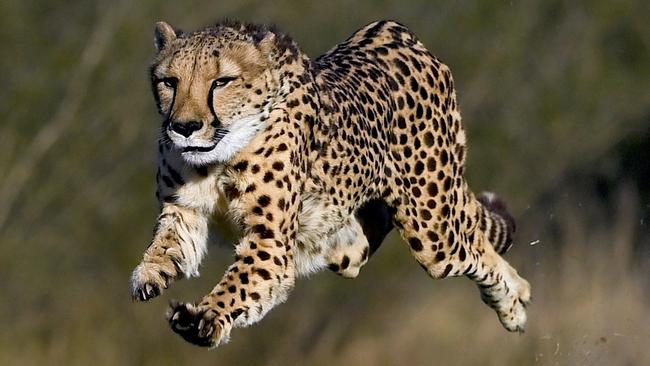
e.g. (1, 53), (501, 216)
(258, 195), (271, 207)
(255, 268), (272, 280)
(233, 161), (248, 172)
(408, 237), (423, 251)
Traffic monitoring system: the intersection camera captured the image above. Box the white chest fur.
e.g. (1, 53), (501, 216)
(173, 166), (226, 215)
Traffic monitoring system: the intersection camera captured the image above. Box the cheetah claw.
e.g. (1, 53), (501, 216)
(130, 262), (175, 301)
(167, 301), (229, 348)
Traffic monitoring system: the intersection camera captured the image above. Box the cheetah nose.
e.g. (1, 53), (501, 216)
(170, 121), (203, 137)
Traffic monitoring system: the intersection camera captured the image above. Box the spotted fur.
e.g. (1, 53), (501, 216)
(130, 19), (531, 348)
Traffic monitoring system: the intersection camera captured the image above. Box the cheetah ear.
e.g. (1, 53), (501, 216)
(258, 32), (276, 60)
(154, 21), (177, 52)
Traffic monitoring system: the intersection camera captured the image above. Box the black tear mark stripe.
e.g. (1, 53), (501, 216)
(162, 175), (175, 188)
(167, 166), (185, 186)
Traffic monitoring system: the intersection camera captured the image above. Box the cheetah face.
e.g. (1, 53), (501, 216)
(150, 22), (277, 165)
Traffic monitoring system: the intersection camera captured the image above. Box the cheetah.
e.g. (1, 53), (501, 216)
(130, 19), (531, 348)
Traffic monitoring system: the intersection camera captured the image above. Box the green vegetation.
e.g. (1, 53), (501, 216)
(1, 0), (648, 364)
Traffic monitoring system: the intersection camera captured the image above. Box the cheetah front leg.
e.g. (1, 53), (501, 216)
(167, 160), (299, 347)
(167, 236), (295, 347)
(131, 203), (209, 301)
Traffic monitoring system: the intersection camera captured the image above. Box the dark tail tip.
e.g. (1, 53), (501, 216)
(477, 192), (516, 254)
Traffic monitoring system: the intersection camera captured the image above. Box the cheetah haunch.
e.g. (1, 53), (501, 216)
(130, 19), (531, 348)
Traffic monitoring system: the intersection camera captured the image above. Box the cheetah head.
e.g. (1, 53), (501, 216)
(150, 21), (280, 165)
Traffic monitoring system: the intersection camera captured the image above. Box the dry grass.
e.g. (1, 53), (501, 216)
(0, 189), (647, 365)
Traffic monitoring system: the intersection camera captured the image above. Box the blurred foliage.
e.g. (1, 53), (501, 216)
(1, 0), (649, 365)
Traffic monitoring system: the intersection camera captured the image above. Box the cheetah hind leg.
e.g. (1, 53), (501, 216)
(326, 200), (394, 278)
(468, 192), (531, 331)
(388, 191), (530, 331)
(325, 217), (371, 278)
(466, 241), (531, 332)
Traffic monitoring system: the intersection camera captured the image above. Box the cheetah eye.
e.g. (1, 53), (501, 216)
(212, 76), (237, 88)
(158, 77), (178, 88)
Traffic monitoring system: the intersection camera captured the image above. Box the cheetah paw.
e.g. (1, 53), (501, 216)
(130, 262), (176, 301)
(495, 272), (531, 333)
(167, 301), (230, 348)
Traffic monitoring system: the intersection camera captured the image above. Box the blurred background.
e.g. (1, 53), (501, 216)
(1, 0), (649, 364)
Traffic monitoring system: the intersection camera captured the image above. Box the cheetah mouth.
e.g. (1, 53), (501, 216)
(177, 128), (229, 154)
(181, 143), (219, 153)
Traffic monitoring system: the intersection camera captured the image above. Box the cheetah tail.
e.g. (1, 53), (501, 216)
(476, 192), (516, 255)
